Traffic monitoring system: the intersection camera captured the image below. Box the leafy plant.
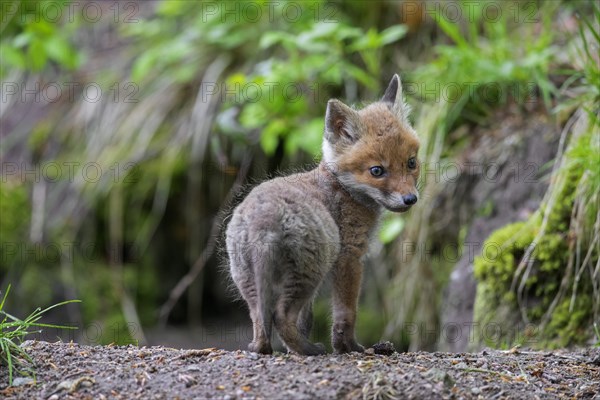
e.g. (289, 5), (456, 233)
(412, 1), (556, 129)
(229, 21), (406, 157)
(0, 285), (80, 385)
(0, 0), (82, 75)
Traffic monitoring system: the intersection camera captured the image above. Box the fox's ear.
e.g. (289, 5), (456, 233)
(381, 74), (410, 123)
(324, 99), (361, 143)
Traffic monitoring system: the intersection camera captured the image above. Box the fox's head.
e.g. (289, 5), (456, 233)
(322, 74), (420, 212)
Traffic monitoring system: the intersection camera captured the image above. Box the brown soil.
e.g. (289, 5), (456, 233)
(1, 341), (598, 399)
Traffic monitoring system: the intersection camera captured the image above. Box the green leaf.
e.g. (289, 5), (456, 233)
(0, 44), (26, 69)
(296, 34), (330, 53)
(27, 20), (54, 36)
(240, 103), (267, 129)
(259, 31), (295, 49)
(348, 28), (380, 51)
(157, 0), (186, 16)
(379, 214), (405, 244)
(260, 119), (285, 155)
(44, 36), (78, 69)
(131, 51), (157, 81)
(379, 25), (408, 45)
(434, 13), (468, 48)
(28, 39), (47, 71)
(286, 118), (323, 156)
(13, 33), (32, 48)
(345, 64), (378, 88)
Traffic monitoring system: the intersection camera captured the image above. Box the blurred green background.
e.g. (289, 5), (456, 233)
(1, 0), (598, 352)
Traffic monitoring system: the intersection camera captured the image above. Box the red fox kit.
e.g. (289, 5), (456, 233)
(226, 75), (420, 355)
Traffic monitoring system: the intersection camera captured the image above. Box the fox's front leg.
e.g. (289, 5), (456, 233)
(331, 257), (364, 353)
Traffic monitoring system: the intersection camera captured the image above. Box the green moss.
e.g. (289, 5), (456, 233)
(473, 131), (597, 349)
(473, 219), (537, 286)
(543, 295), (594, 348)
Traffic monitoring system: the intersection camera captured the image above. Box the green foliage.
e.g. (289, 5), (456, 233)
(213, 11), (406, 156)
(557, 2), (600, 119)
(546, 295), (594, 348)
(411, 1), (556, 129)
(0, 285), (79, 385)
(0, 0), (82, 75)
(379, 214), (405, 244)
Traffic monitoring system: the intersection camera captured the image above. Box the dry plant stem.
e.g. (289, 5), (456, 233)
(158, 152), (253, 325)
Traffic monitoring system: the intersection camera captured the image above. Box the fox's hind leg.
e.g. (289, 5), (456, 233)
(236, 278), (273, 354)
(274, 267), (325, 355)
(275, 297), (325, 356)
(228, 242), (273, 354)
(248, 308), (273, 354)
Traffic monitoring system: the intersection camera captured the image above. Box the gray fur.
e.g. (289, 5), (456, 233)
(226, 173), (341, 355)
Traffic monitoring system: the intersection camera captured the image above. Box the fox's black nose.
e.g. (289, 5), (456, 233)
(403, 194), (418, 205)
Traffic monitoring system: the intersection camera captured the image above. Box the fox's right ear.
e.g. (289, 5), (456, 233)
(381, 74), (410, 124)
(324, 99), (361, 144)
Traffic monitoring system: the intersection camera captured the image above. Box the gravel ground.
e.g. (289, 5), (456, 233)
(1, 341), (598, 399)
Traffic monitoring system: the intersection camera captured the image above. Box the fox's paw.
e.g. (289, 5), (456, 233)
(333, 338), (364, 354)
(314, 342), (327, 354)
(248, 341), (273, 355)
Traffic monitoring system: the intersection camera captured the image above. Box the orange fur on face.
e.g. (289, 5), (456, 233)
(336, 103), (420, 207)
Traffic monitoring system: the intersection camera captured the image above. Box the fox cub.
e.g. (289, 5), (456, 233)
(226, 74), (420, 355)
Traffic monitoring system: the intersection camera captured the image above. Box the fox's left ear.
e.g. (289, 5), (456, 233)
(381, 74), (411, 124)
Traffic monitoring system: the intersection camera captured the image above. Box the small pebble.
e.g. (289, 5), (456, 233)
(11, 377), (34, 387)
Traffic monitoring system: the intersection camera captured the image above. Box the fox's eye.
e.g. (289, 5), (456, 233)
(370, 166), (385, 177)
(407, 157), (417, 170)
